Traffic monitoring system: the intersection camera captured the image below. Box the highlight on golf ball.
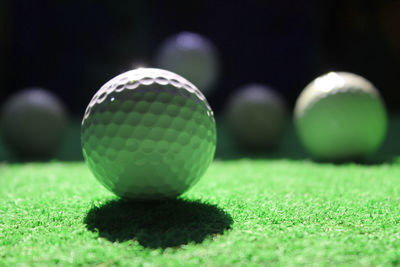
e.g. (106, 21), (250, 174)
(226, 84), (289, 149)
(0, 88), (68, 159)
(294, 71), (387, 161)
(81, 68), (217, 200)
(154, 31), (219, 95)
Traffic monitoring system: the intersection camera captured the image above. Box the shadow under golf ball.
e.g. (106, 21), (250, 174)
(84, 198), (232, 249)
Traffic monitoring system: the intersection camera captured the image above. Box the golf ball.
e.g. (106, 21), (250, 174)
(155, 32), (219, 95)
(294, 72), (387, 161)
(0, 88), (67, 159)
(81, 68), (216, 200)
(226, 84), (289, 149)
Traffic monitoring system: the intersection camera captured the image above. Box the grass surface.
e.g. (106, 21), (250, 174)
(1, 159), (400, 266)
(1, 116), (400, 265)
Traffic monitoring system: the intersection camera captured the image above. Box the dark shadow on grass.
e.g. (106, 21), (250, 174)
(84, 198), (232, 249)
(312, 155), (396, 166)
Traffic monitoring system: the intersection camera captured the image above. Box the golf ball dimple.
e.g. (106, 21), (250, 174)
(0, 88), (67, 159)
(155, 32), (219, 95)
(294, 72), (387, 161)
(81, 68), (217, 200)
(226, 84), (289, 149)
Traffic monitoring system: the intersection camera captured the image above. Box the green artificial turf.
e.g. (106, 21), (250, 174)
(1, 116), (400, 265)
(1, 159), (400, 266)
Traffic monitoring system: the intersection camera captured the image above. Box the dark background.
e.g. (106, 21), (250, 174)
(1, 0), (400, 116)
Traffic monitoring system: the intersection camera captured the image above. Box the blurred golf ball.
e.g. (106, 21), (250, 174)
(155, 31), (219, 95)
(226, 84), (289, 149)
(81, 68), (216, 200)
(0, 88), (67, 159)
(294, 72), (387, 161)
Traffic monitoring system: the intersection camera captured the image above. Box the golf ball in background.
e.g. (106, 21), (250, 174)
(154, 31), (219, 95)
(81, 68), (216, 200)
(0, 88), (67, 159)
(226, 84), (289, 150)
(294, 72), (387, 161)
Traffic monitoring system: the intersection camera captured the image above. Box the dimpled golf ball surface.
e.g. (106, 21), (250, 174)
(1, 88), (67, 159)
(81, 68), (216, 200)
(294, 72), (387, 161)
(226, 84), (289, 149)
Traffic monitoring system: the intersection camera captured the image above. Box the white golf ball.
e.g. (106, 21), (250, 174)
(81, 68), (216, 200)
(226, 84), (289, 149)
(294, 72), (387, 161)
(155, 32), (219, 94)
(1, 88), (67, 159)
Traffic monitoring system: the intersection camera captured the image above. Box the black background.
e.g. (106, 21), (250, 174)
(1, 0), (400, 116)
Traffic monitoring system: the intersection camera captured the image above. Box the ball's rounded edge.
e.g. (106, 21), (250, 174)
(82, 68), (212, 123)
(154, 31), (220, 94)
(294, 71), (388, 161)
(294, 72), (383, 120)
(80, 68), (217, 199)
